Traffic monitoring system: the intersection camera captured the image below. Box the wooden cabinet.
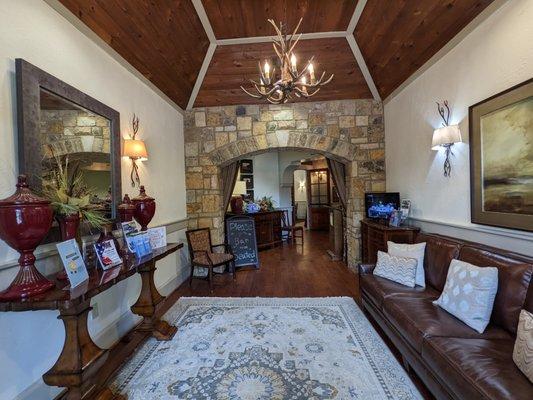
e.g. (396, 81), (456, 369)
(360, 219), (420, 264)
(309, 206), (329, 230)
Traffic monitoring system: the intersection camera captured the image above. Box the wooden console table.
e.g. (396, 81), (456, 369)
(0, 243), (183, 400)
(360, 219), (420, 263)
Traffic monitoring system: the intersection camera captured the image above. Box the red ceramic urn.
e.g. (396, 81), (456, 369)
(0, 175), (55, 300)
(132, 186), (155, 231)
(118, 194), (136, 223)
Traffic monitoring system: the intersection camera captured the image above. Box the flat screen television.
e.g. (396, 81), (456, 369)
(364, 192), (400, 219)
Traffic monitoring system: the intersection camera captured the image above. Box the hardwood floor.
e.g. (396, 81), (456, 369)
(173, 230), (359, 298)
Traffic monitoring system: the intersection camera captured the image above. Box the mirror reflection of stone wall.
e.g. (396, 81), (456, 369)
(40, 89), (112, 215)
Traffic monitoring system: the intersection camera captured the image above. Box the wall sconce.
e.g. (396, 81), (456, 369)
(123, 114), (148, 187)
(432, 101), (462, 177)
(298, 180), (306, 191)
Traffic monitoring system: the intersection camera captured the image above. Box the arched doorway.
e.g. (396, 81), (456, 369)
(184, 100), (385, 268)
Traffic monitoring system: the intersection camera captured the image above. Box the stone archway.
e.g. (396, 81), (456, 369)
(184, 99), (385, 267)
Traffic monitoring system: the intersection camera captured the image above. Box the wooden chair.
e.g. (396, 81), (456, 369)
(186, 228), (236, 292)
(281, 209), (304, 246)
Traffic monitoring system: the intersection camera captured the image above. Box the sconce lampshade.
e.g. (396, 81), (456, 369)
(124, 139), (148, 160)
(232, 181), (247, 196)
(432, 125), (462, 150)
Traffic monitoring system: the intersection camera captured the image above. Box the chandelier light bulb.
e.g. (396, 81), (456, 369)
(308, 63), (315, 82)
(264, 61), (270, 79)
(291, 54), (297, 71)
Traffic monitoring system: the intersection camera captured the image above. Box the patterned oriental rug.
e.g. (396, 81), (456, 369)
(111, 297), (422, 399)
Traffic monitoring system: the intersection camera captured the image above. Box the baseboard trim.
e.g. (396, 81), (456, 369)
(409, 217), (533, 241)
(409, 217), (533, 256)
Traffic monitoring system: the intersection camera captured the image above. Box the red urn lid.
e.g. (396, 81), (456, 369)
(0, 175), (51, 207)
(118, 194), (136, 210)
(132, 185), (154, 201)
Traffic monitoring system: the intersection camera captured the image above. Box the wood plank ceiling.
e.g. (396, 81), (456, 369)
(58, 0), (210, 109)
(201, 0), (357, 38)
(355, 0), (494, 98)
(195, 38), (372, 107)
(57, 0), (494, 109)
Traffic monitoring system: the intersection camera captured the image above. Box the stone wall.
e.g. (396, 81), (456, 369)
(184, 99), (385, 267)
(40, 110), (111, 157)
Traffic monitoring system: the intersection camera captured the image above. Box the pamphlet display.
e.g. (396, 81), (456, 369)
(121, 221), (153, 258)
(147, 226), (167, 249)
(56, 239), (89, 288)
(94, 240), (122, 270)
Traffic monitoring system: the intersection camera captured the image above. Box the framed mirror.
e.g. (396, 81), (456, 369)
(16, 59), (121, 229)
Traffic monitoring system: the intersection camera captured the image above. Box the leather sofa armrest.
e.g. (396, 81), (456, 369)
(358, 263), (376, 275)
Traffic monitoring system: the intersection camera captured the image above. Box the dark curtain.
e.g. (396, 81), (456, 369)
(326, 158), (347, 211)
(221, 162), (239, 212)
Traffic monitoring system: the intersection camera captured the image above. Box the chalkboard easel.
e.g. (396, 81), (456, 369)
(225, 216), (260, 269)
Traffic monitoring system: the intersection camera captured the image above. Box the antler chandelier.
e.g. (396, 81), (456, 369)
(241, 18), (333, 104)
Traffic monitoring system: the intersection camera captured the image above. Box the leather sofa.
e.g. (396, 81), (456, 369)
(358, 232), (533, 399)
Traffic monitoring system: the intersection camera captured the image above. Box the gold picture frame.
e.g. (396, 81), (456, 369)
(470, 78), (533, 231)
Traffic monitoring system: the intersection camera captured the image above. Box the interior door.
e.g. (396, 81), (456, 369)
(307, 168), (330, 230)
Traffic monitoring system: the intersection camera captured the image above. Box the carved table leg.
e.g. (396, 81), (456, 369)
(43, 300), (121, 400)
(131, 259), (177, 341)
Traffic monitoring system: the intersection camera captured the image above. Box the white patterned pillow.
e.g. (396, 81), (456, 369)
(433, 259), (498, 333)
(513, 309), (533, 383)
(373, 251), (417, 288)
(388, 241), (426, 287)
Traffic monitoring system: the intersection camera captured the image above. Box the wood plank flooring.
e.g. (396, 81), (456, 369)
(173, 230), (359, 298)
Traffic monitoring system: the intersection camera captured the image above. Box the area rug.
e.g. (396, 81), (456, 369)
(111, 297), (422, 399)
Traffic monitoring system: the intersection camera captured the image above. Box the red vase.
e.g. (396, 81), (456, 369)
(118, 194), (136, 223)
(55, 213), (81, 281)
(57, 213), (81, 241)
(230, 196), (244, 214)
(0, 175), (55, 300)
(132, 186), (155, 231)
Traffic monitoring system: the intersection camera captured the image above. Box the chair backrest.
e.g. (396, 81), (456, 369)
(186, 228), (212, 254)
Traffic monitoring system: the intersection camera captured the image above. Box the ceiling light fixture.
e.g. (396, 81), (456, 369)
(241, 18), (333, 104)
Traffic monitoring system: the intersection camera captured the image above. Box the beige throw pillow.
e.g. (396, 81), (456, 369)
(513, 309), (533, 383)
(388, 241), (426, 287)
(433, 259), (498, 333)
(374, 251), (417, 288)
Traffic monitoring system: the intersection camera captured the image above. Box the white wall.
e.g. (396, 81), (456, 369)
(385, 0), (533, 255)
(0, 1), (187, 399)
(250, 152), (280, 205)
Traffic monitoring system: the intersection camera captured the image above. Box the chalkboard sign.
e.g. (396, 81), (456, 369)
(226, 216), (259, 269)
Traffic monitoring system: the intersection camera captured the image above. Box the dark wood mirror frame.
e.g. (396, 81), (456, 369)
(15, 59), (122, 229)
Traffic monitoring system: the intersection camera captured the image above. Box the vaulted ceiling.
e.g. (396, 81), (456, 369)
(57, 0), (494, 109)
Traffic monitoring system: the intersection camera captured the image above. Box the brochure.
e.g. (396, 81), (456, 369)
(121, 221), (152, 258)
(121, 220), (139, 253)
(56, 239), (89, 288)
(94, 239), (122, 270)
(147, 226), (167, 249)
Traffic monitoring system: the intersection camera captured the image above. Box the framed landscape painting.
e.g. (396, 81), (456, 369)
(470, 78), (533, 231)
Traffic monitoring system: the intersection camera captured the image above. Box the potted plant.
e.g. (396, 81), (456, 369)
(43, 155), (109, 243)
(257, 196), (276, 212)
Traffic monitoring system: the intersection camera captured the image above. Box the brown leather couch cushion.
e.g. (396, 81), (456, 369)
(422, 337), (533, 400)
(416, 233), (461, 291)
(459, 245), (533, 334)
(382, 296), (511, 353)
(360, 274), (436, 309)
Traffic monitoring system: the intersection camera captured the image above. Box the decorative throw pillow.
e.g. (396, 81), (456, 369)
(373, 251), (417, 288)
(433, 259), (498, 333)
(388, 241), (426, 287)
(513, 309), (533, 383)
